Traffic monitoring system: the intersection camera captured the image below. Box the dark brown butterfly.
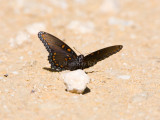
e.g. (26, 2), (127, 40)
(38, 31), (123, 71)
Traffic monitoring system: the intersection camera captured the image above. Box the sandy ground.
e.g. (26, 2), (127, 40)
(0, 0), (160, 120)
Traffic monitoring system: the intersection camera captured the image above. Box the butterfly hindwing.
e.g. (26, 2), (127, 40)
(38, 31), (77, 71)
(82, 45), (123, 69)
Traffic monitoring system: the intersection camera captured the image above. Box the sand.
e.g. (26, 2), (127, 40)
(0, 0), (160, 120)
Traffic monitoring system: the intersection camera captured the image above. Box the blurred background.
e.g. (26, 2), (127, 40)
(0, 0), (160, 120)
(1, 0), (159, 47)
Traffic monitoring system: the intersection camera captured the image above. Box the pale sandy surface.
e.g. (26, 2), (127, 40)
(0, 0), (160, 120)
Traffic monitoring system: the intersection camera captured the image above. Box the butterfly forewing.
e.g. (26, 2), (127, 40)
(38, 31), (123, 71)
(82, 45), (123, 69)
(38, 31), (77, 71)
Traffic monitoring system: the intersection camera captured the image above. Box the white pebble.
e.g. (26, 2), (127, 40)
(12, 71), (19, 75)
(123, 63), (127, 66)
(62, 69), (90, 94)
(19, 56), (24, 60)
(118, 75), (130, 80)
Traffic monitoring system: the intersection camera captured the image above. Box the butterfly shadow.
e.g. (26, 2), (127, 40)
(83, 87), (91, 94)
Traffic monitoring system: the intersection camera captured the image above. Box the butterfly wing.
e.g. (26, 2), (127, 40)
(82, 45), (123, 69)
(38, 31), (78, 71)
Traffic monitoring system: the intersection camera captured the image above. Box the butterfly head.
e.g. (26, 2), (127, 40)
(77, 55), (84, 63)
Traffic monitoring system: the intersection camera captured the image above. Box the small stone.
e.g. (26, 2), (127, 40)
(4, 74), (8, 77)
(12, 71), (19, 75)
(123, 63), (127, 66)
(62, 69), (90, 94)
(19, 56), (24, 60)
(31, 90), (36, 93)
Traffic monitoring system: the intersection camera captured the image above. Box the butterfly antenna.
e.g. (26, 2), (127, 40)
(73, 47), (82, 54)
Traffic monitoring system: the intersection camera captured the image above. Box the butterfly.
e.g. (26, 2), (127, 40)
(38, 31), (123, 71)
